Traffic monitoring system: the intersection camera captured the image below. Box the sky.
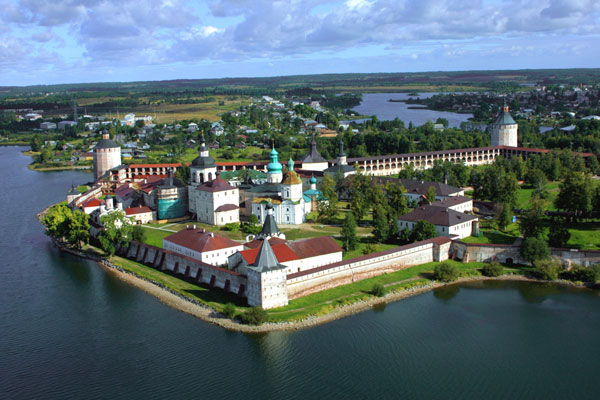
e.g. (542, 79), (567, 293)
(0, 0), (599, 86)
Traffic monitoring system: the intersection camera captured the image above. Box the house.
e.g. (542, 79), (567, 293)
(429, 196), (473, 213)
(163, 227), (244, 267)
(40, 122), (56, 130)
(81, 198), (105, 214)
(397, 205), (478, 240)
(125, 205), (155, 224)
(58, 121), (77, 130)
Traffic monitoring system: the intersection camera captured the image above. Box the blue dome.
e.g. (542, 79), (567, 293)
(310, 176), (317, 184)
(267, 146), (282, 173)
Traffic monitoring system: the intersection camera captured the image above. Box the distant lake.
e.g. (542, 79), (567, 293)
(351, 93), (474, 128)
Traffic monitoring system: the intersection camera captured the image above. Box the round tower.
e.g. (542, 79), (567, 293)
(266, 147), (283, 183)
(93, 131), (121, 180)
(490, 105), (518, 147)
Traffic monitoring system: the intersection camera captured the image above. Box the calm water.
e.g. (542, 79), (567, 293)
(1, 146), (599, 400)
(352, 93), (473, 128)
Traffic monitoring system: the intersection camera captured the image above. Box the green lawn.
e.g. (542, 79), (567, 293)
(515, 182), (559, 210)
(463, 221), (520, 245)
(563, 221), (600, 250)
(139, 227), (174, 247)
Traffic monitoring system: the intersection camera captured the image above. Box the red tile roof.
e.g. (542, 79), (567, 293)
(125, 206), (153, 215)
(197, 177), (236, 192)
(288, 236), (342, 258)
(163, 228), (242, 252)
(215, 204), (239, 212)
(240, 243), (299, 264)
(245, 237), (287, 249)
(83, 198), (104, 208)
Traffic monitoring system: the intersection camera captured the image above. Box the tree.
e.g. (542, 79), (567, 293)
(131, 225), (146, 243)
(42, 204), (71, 240)
(498, 203), (512, 232)
(372, 205), (389, 243)
(175, 164), (190, 184)
(521, 237), (550, 264)
(519, 196), (546, 238)
(349, 172), (370, 221)
(99, 211), (132, 255)
(425, 186), (437, 204)
(386, 183), (408, 217)
(410, 220), (437, 242)
(555, 171), (592, 219)
(340, 212), (358, 252)
(547, 224), (570, 248)
(317, 174), (338, 223)
(241, 214), (262, 235)
(65, 209), (90, 249)
(433, 263), (459, 282)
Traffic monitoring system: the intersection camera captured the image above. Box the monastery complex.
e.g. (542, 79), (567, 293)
(66, 107), (596, 308)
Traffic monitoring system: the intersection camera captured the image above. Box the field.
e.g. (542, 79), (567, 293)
(515, 182), (560, 210)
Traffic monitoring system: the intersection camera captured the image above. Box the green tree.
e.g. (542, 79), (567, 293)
(317, 174), (338, 223)
(521, 237), (550, 264)
(372, 205), (389, 243)
(519, 196), (546, 238)
(65, 209), (90, 249)
(433, 262), (459, 282)
(385, 183), (408, 217)
(99, 211), (132, 255)
(175, 164), (190, 184)
(131, 225), (146, 243)
(40, 147), (52, 164)
(241, 214), (262, 235)
(425, 186), (437, 204)
(371, 283), (386, 297)
(30, 135), (43, 151)
(555, 171), (592, 219)
(410, 220), (437, 242)
(340, 212), (358, 252)
(42, 204), (71, 240)
(547, 224), (570, 248)
(498, 203), (512, 232)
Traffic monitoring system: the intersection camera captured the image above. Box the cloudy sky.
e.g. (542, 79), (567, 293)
(1, 0), (599, 86)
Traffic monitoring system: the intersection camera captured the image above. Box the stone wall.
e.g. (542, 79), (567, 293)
(286, 238), (451, 300)
(453, 241), (600, 267)
(126, 241), (248, 296)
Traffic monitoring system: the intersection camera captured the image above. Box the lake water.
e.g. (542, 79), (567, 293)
(1, 146), (599, 399)
(352, 93), (473, 128)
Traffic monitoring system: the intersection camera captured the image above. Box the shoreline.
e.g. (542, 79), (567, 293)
(39, 205), (593, 334)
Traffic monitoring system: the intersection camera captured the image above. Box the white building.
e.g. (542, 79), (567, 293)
(58, 121), (77, 130)
(301, 136), (329, 171)
(125, 205), (155, 224)
(490, 105), (518, 147)
(429, 196), (473, 213)
(40, 122), (56, 130)
(163, 227), (244, 267)
(397, 205), (478, 240)
(190, 173), (239, 226)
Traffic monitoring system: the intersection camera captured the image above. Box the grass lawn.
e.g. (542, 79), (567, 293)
(111, 256), (247, 313)
(463, 221), (520, 245)
(268, 260), (528, 322)
(515, 182), (559, 210)
(563, 221), (600, 250)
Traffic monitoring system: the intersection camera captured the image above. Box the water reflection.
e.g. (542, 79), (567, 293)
(433, 285), (460, 302)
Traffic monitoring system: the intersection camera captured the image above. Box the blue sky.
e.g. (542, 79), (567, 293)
(0, 0), (599, 86)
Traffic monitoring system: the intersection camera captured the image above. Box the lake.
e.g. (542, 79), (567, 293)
(1, 146), (599, 400)
(351, 93), (474, 128)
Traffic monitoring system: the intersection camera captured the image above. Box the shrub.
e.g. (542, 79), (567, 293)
(560, 266), (600, 283)
(372, 283), (386, 297)
(481, 262), (503, 277)
(362, 243), (378, 255)
(533, 259), (561, 280)
(241, 307), (268, 325)
(222, 223), (240, 232)
(433, 263), (459, 282)
(222, 303), (236, 319)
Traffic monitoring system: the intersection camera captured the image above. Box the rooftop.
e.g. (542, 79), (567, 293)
(163, 228), (241, 252)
